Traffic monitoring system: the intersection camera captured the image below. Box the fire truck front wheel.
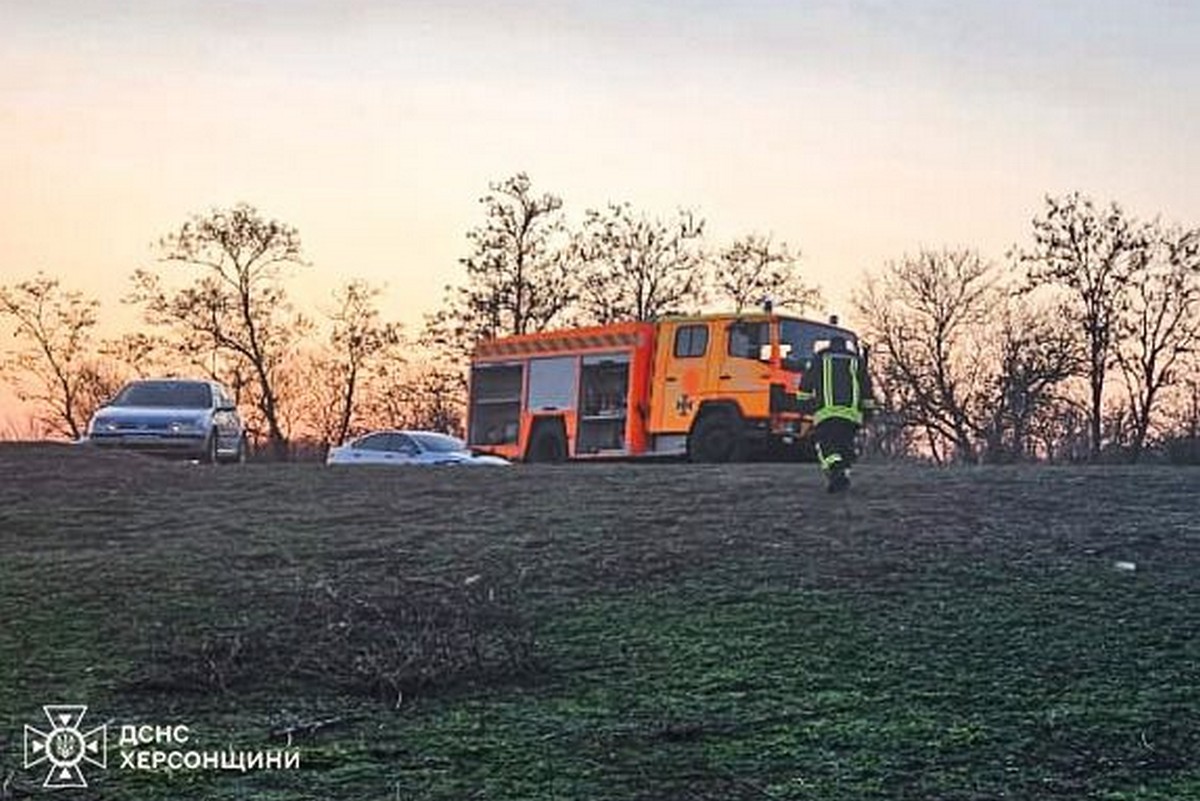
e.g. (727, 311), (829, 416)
(688, 409), (747, 463)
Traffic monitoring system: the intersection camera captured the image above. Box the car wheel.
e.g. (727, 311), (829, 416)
(204, 430), (220, 465)
(220, 434), (247, 465)
(688, 410), (745, 463)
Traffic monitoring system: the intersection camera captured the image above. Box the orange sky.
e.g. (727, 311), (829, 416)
(3, 1), (1200, 425)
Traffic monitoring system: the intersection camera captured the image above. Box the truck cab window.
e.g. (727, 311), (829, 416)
(727, 322), (770, 360)
(674, 325), (708, 358)
(779, 319), (857, 371)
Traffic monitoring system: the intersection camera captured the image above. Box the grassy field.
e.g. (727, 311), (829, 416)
(1, 444), (1198, 800)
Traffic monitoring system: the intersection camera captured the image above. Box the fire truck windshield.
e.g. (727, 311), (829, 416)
(779, 319), (858, 371)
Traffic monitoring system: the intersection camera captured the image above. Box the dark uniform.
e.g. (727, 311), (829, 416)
(796, 337), (874, 492)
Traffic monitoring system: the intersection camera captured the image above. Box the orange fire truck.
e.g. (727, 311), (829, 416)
(466, 312), (860, 462)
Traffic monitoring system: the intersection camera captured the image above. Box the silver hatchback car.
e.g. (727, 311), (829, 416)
(86, 379), (246, 463)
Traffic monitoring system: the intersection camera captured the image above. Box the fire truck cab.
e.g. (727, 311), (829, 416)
(467, 313), (859, 462)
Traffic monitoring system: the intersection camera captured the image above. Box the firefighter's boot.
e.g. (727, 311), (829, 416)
(817, 445), (848, 493)
(827, 467), (850, 494)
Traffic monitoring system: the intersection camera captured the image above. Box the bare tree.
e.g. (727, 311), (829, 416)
(711, 233), (820, 314)
(294, 351), (345, 450)
(572, 203), (707, 323)
(853, 249), (998, 462)
(437, 173), (574, 349)
(398, 366), (466, 435)
(1019, 193), (1150, 458)
(1174, 362), (1200, 441)
(1115, 224), (1200, 460)
(0, 413), (51, 441)
(856, 372), (922, 462)
(359, 353), (465, 436)
(976, 299), (1082, 461)
(129, 204), (310, 459)
(1159, 357), (1200, 463)
(0, 273), (106, 439)
(302, 281), (402, 448)
(413, 310), (475, 438)
(1027, 395), (1091, 463)
(97, 332), (177, 379)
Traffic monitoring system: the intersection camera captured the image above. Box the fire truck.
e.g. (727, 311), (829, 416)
(466, 311), (860, 462)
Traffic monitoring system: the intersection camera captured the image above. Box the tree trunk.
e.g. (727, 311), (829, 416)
(336, 366), (357, 447)
(1089, 361), (1104, 459)
(1128, 386), (1157, 464)
(260, 391), (288, 461)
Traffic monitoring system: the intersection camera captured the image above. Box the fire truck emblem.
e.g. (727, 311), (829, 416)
(24, 705), (107, 789)
(674, 394), (694, 415)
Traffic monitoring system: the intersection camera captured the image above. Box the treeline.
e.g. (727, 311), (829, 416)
(856, 195), (1200, 464)
(2, 177), (1198, 462)
(0, 174), (816, 457)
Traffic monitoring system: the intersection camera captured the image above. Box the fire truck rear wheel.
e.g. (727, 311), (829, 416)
(688, 410), (746, 463)
(527, 425), (567, 463)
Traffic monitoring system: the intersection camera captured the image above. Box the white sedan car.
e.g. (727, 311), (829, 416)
(326, 430), (510, 466)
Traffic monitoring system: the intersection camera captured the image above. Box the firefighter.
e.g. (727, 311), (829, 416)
(796, 336), (875, 493)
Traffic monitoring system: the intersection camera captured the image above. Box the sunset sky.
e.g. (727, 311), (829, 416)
(3, 1), (1199, 421)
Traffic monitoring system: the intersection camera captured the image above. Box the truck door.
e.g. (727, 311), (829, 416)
(649, 321), (711, 433)
(716, 320), (773, 418)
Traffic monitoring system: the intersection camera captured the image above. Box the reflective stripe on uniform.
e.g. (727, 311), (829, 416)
(811, 353), (864, 425)
(814, 405), (863, 425)
(821, 451), (843, 470)
(822, 354), (833, 409)
(851, 356), (861, 410)
(814, 442), (844, 472)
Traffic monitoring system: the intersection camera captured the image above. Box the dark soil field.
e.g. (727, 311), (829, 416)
(1, 444), (1198, 800)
